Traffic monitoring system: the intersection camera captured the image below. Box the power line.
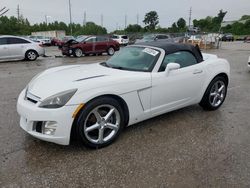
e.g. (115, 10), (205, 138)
(0, 7), (9, 17)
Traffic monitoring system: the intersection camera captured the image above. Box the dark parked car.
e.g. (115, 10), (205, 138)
(61, 36), (120, 57)
(135, 34), (174, 44)
(221, 33), (234, 41)
(244, 36), (250, 43)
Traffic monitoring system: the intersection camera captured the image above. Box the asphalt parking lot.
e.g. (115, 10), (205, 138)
(1, 42), (250, 187)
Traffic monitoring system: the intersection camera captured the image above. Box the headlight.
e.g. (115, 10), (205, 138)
(39, 89), (77, 109)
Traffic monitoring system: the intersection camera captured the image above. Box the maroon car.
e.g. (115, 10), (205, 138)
(61, 36), (120, 57)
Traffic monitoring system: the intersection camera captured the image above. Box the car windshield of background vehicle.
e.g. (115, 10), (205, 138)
(105, 46), (160, 72)
(76, 36), (88, 42)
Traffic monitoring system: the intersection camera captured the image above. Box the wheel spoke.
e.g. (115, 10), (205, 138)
(106, 123), (118, 131)
(215, 83), (219, 92)
(210, 92), (217, 97)
(85, 123), (99, 133)
(218, 94), (224, 100)
(98, 128), (104, 143)
(212, 96), (218, 106)
(218, 85), (225, 93)
(104, 108), (115, 121)
(93, 109), (102, 122)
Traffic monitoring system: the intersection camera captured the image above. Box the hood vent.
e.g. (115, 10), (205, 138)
(74, 75), (106, 82)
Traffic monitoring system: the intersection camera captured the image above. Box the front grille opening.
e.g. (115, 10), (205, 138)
(33, 121), (43, 133)
(27, 97), (38, 104)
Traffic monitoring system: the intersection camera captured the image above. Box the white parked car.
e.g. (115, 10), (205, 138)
(29, 36), (51, 45)
(248, 56), (250, 68)
(0, 35), (45, 61)
(111, 35), (129, 45)
(17, 42), (230, 148)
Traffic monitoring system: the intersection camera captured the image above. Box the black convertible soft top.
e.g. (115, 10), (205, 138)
(137, 42), (204, 63)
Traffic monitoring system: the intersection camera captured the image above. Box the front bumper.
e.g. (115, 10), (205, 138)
(17, 89), (78, 145)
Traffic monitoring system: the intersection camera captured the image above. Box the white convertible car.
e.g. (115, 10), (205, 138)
(17, 42), (230, 148)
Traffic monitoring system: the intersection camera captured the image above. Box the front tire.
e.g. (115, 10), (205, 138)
(25, 50), (38, 61)
(200, 76), (228, 111)
(73, 48), (83, 58)
(76, 97), (125, 148)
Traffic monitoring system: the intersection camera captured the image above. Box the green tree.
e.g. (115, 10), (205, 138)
(125, 24), (142, 33)
(170, 23), (178, 32)
(143, 11), (159, 31)
(240, 15), (250, 21)
(177, 18), (186, 30)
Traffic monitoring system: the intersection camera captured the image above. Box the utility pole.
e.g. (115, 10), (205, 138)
(83, 11), (86, 25)
(125, 14), (127, 29)
(45, 15), (48, 24)
(136, 14), (139, 25)
(116, 23), (118, 31)
(17, 5), (20, 20)
(188, 7), (192, 28)
(101, 14), (103, 27)
(68, 0), (72, 35)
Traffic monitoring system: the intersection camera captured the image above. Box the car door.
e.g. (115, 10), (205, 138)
(7, 37), (31, 59)
(0, 38), (9, 60)
(95, 37), (108, 53)
(82, 37), (96, 53)
(151, 51), (206, 116)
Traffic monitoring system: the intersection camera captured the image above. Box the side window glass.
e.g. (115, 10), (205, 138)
(8, 38), (30, 44)
(97, 37), (107, 42)
(85, 38), (96, 43)
(159, 51), (198, 72)
(0, 38), (8, 45)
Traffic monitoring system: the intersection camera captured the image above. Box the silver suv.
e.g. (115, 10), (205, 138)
(0, 35), (45, 61)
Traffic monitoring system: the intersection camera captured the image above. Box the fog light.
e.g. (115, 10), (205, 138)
(42, 121), (57, 135)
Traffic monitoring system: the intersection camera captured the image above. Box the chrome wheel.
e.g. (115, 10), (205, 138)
(27, 51), (37, 60)
(209, 80), (226, 107)
(83, 105), (121, 144)
(75, 48), (83, 57)
(108, 47), (115, 55)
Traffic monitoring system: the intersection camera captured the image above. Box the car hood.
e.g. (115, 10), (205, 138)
(28, 63), (151, 100)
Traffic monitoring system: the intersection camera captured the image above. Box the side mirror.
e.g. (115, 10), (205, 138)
(165, 63), (180, 75)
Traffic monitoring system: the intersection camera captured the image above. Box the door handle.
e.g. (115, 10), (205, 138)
(193, 69), (203, 74)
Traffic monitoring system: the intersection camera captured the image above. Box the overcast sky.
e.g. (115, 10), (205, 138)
(1, 0), (250, 31)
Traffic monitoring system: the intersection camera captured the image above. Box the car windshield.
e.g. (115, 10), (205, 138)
(76, 36), (88, 42)
(142, 35), (155, 42)
(105, 46), (160, 72)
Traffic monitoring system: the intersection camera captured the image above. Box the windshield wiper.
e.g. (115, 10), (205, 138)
(109, 65), (126, 70)
(101, 62), (127, 70)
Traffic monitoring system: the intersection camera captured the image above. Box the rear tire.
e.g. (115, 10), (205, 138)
(25, 50), (38, 61)
(76, 97), (125, 149)
(107, 47), (115, 56)
(199, 76), (228, 111)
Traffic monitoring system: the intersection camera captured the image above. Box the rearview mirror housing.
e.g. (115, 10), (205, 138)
(165, 63), (180, 75)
